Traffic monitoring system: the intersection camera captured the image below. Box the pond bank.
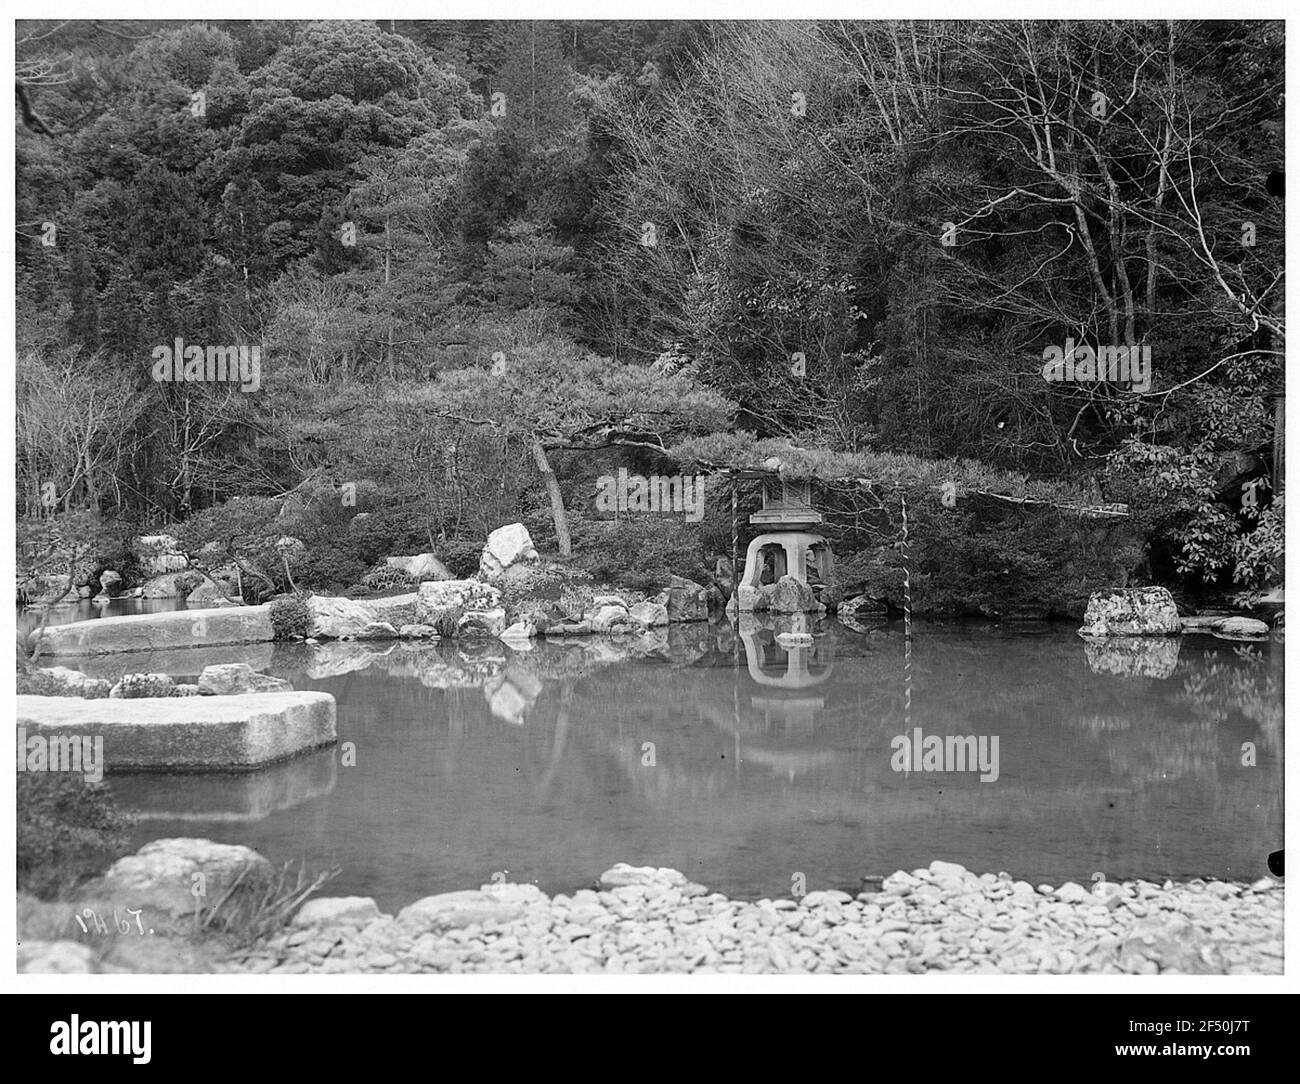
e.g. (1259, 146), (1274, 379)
(219, 861), (1282, 975)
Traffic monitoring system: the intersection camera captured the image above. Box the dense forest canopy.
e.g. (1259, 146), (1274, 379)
(14, 18), (1285, 611)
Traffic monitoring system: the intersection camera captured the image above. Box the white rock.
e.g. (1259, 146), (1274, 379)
(385, 553), (454, 581)
(458, 608), (507, 637)
(1055, 882), (1091, 903)
(1212, 616), (1270, 639)
(293, 897), (383, 927)
(800, 890), (854, 908)
(599, 864), (687, 889)
(197, 663), (292, 695)
(882, 871), (920, 894)
(96, 838), (275, 917)
(18, 941), (97, 973)
(626, 601), (669, 628)
(479, 524), (538, 578)
(308, 594), (417, 639)
(500, 620), (537, 643)
(591, 605), (635, 633)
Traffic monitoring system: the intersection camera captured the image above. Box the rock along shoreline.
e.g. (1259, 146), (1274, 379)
(223, 860), (1282, 976)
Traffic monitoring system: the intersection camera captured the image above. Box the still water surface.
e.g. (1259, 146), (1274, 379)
(27, 603), (1283, 912)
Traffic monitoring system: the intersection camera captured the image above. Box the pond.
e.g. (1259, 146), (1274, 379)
(26, 609), (1283, 913)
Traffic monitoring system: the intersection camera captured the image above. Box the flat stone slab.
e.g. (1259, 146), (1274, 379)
(17, 692), (336, 770)
(38, 642), (277, 682)
(29, 605), (274, 656)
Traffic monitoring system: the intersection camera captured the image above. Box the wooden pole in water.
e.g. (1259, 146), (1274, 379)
(899, 488), (914, 744)
(900, 489), (913, 642)
(730, 472), (739, 614)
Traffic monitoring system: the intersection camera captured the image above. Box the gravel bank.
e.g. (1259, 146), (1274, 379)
(225, 861), (1284, 975)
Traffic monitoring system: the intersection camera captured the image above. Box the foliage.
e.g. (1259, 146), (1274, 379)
(1233, 497), (1284, 589)
(17, 510), (141, 583)
(17, 774), (137, 900)
(14, 18), (1283, 598)
(268, 593), (313, 640)
(433, 604), (463, 639)
(570, 515), (711, 589)
(439, 539), (486, 579)
(830, 483), (1144, 619)
(175, 496), (287, 594)
(496, 566), (565, 611)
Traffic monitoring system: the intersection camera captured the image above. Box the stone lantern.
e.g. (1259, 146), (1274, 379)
(732, 477), (833, 613)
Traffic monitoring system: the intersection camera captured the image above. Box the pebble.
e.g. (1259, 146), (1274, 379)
(208, 866), (1284, 977)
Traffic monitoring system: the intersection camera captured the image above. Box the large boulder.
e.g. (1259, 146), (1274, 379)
(840, 594), (887, 618)
(140, 571), (202, 599)
(655, 575), (709, 623)
(197, 663), (292, 696)
(414, 580), (502, 626)
(186, 579), (240, 607)
(590, 604), (636, 633)
(626, 601), (669, 629)
(1078, 587), (1180, 637)
(725, 584), (768, 616)
(1215, 616), (1270, 640)
(1180, 614), (1270, 639)
(763, 575), (825, 614)
(93, 838), (275, 918)
(479, 523), (538, 578)
(457, 608), (507, 638)
(385, 553), (453, 581)
(95, 570), (123, 599)
(18, 666), (112, 699)
(307, 594), (416, 639)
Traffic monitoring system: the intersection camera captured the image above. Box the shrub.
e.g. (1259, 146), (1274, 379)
(343, 505), (431, 567)
(17, 774), (136, 900)
(829, 483), (1143, 619)
(433, 605), (463, 639)
(1233, 496), (1284, 588)
(292, 546), (367, 594)
(269, 594), (313, 640)
(496, 567), (563, 613)
(361, 564), (418, 592)
(439, 539), (484, 579)
(570, 516), (710, 587)
(17, 512), (144, 592)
